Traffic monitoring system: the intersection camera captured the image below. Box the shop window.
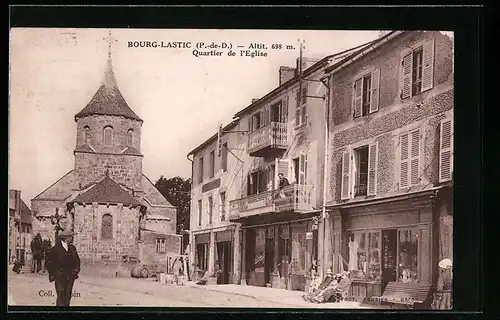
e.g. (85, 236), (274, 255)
(196, 243), (208, 270)
(349, 231), (382, 281)
(254, 228), (266, 273)
(155, 238), (166, 253)
(398, 229), (419, 283)
(291, 223), (306, 274)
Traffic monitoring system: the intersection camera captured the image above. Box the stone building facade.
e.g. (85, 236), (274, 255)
(31, 51), (178, 275)
(9, 189), (32, 264)
(323, 31), (454, 304)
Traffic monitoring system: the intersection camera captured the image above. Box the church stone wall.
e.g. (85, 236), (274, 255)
(74, 152), (143, 191)
(74, 203), (140, 263)
(76, 115), (142, 153)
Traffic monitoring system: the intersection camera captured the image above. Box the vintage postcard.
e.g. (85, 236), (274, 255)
(8, 28), (454, 309)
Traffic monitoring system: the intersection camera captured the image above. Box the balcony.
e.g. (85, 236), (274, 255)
(229, 184), (314, 221)
(248, 122), (288, 157)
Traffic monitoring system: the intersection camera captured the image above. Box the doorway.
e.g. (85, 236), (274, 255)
(216, 241), (232, 284)
(381, 229), (397, 292)
(264, 237), (275, 285)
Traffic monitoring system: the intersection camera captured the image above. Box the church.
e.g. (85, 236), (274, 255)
(31, 38), (179, 273)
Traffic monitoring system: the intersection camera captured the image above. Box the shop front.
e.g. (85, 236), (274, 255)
(328, 190), (441, 301)
(241, 212), (319, 291)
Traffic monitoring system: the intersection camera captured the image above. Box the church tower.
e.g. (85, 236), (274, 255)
(73, 33), (144, 194)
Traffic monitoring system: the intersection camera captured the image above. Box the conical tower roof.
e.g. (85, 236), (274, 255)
(75, 48), (142, 122)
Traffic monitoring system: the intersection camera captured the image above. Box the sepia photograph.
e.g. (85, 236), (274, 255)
(8, 27), (454, 310)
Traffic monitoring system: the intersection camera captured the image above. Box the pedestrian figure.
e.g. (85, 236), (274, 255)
(46, 230), (80, 307)
(42, 237), (52, 271)
(273, 173), (290, 199)
(30, 233), (43, 273)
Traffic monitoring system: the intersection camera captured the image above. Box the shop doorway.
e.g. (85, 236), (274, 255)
(216, 242), (232, 284)
(381, 229), (397, 292)
(264, 237), (275, 285)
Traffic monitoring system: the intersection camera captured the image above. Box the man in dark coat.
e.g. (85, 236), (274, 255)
(42, 238), (52, 271)
(46, 230), (80, 307)
(30, 233), (43, 273)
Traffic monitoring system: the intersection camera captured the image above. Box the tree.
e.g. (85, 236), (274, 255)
(155, 176), (191, 234)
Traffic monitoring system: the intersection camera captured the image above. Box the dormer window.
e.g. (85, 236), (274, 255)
(127, 129), (134, 146)
(103, 126), (113, 146)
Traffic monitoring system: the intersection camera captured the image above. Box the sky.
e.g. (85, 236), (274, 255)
(9, 28), (382, 205)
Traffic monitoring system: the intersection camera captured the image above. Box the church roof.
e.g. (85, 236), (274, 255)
(121, 146), (141, 156)
(74, 55), (142, 123)
(70, 174), (143, 207)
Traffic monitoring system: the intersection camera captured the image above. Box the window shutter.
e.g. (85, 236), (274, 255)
(301, 103), (307, 125)
(263, 106), (270, 126)
(295, 90), (300, 126)
(282, 96), (289, 123)
(419, 225), (432, 283)
(410, 129), (421, 186)
(248, 116), (253, 133)
(421, 39), (435, 92)
(370, 68), (381, 113)
(439, 118), (453, 182)
(401, 53), (413, 99)
(400, 133), (409, 189)
(353, 79), (362, 118)
(275, 158), (290, 187)
(341, 150), (351, 200)
(299, 154), (306, 185)
(367, 142), (378, 196)
(302, 86), (308, 104)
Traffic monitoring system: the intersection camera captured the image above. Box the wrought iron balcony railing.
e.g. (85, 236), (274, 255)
(248, 122), (288, 156)
(229, 184), (314, 220)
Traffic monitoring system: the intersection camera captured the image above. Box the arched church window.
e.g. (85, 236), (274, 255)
(101, 213), (113, 239)
(127, 129), (134, 146)
(83, 126), (90, 144)
(103, 126), (113, 146)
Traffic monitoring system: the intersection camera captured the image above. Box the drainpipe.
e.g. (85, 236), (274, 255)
(320, 74), (331, 280)
(186, 153), (194, 279)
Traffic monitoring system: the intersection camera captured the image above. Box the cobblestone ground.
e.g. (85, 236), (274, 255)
(7, 272), (308, 308)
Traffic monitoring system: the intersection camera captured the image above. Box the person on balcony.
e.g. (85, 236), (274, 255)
(274, 173), (290, 199)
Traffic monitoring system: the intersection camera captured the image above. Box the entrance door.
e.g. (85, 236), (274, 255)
(381, 229), (397, 292)
(217, 242), (232, 284)
(264, 238), (275, 284)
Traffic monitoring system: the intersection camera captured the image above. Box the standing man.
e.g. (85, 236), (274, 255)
(46, 230), (80, 307)
(274, 173), (290, 199)
(30, 233), (43, 273)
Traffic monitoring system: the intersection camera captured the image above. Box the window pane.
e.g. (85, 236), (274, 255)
(101, 214), (113, 239)
(368, 232), (382, 281)
(398, 229), (419, 283)
(254, 228), (266, 273)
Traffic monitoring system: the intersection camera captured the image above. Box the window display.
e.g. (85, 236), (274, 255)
(368, 232), (381, 281)
(254, 228), (266, 273)
(398, 229), (418, 283)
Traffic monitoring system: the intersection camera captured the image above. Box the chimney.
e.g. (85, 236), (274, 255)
(295, 57), (321, 75)
(279, 66), (296, 86)
(252, 98), (259, 104)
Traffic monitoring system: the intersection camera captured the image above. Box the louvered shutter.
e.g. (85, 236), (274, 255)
(421, 39), (435, 92)
(353, 78), (362, 118)
(410, 129), (421, 186)
(248, 116), (253, 133)
(341, 150), (351, 200)
(419, 225), (432, 283)
(370, 68), (381, 113)
(295, 90), (300, 126)
(275, 158), (290, 187)
(302, 86), (308, 104)
(400, 133), (409, 189)
(282, 96), (289, 123)
(401, 52), (413, 99)
(439, 118), (453, 182)
(299, 154), (306, 185)
(367, 143), (378, 196)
